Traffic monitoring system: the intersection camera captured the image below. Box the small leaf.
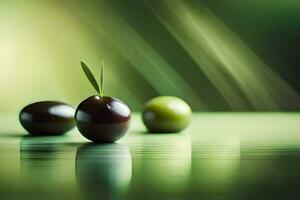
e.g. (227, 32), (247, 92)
(80, 61), (100, 94)
(100, 61), (104, 97)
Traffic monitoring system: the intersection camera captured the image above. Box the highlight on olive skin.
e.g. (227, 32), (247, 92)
(142, 96), (192, 133)
(19, 101), (75, 136)
(75, 61), (131, 143)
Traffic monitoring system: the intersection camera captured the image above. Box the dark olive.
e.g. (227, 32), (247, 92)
(75, 95), (131, 143)
(19, 101), (75, 136)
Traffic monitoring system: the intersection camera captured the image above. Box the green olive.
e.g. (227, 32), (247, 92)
(142, 96), (192, 133)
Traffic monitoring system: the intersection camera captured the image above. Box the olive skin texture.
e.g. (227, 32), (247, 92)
(75, 96), (131, 143)
(19, 101), (75, 136)
(142, 96), (192, 133)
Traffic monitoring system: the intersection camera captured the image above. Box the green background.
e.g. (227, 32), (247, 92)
(1, 0), (299, 112)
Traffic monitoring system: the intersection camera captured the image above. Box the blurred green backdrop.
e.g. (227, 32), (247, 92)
(0, 0), (299, 112)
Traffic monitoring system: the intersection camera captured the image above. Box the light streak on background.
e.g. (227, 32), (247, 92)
(147, 0), (300, 111)
(0, 0), (299, 112)
(67, 0), (207, 110)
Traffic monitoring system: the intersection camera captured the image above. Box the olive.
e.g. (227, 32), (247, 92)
(19, 101), (75, 135)
(142, 96), (192, 133)
(75, 95), (131, 143)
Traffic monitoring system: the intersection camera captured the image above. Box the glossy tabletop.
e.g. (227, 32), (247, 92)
(0, 113), (300, 200)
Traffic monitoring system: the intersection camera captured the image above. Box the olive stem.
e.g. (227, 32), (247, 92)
(100, 61), (104, 97)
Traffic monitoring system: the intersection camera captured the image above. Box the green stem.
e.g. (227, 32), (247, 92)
(100, 61), (104, 97)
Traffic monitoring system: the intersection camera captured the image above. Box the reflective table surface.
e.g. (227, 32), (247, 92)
(0, 113), (299, 200)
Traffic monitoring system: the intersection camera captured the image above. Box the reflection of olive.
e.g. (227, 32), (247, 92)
(140, 135), (191, 192)
(76, 143), (132, 199)
(20, 136), (77, 199)
(19, 101), (75, 135)
(142, 96), (192, 133)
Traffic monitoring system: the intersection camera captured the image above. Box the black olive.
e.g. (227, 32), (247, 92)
(19, 101), (75, 135)
(75, 95), (131, 143)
